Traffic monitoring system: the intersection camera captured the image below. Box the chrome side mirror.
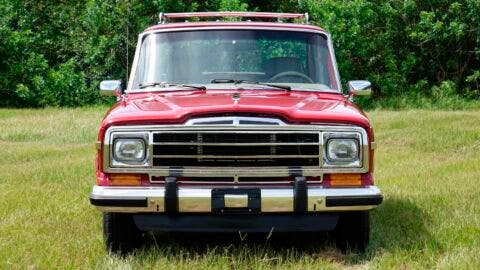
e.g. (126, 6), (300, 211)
(100, 80), (122, 96)
(347, 80), (372, 97)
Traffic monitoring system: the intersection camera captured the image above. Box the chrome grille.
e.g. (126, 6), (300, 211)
(152, 131), (320, 167)
(103, 124), (370, 177)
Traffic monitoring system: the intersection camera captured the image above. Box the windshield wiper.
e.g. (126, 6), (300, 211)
(211, 79), (291, 92)
(138, 82), (206, 91)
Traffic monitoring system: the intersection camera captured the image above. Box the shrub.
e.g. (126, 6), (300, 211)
(0, 0), (478, 107)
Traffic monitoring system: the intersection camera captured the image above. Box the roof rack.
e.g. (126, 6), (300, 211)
(158, 12), (309, 24)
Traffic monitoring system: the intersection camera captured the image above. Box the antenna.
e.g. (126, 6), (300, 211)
(126, 24), (129, 86)
(125, 1), (130, 87)
(158, 12), (165, 24)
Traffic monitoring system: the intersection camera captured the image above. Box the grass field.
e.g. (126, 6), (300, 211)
(0, 107), (479, 269)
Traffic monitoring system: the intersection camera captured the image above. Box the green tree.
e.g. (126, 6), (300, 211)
(0, 0), (478, 107)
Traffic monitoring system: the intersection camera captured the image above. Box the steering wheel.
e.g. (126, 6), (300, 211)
(269, 71), (314, 83)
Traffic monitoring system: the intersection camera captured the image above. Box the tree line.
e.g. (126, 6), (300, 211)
(0, 0), (478, 107)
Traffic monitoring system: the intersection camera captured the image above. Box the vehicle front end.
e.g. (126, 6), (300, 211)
(90, 12), (382, 253)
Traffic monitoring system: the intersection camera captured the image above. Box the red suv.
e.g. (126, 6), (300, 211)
(90, 12), (382, 253)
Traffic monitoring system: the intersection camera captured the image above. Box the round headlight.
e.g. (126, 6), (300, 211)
(327, 139), (359, 162)
(113, 138), (146, 163)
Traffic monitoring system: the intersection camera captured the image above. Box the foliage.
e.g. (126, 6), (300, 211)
(297, 0), (480, 101)
(0, 0), (478, 107)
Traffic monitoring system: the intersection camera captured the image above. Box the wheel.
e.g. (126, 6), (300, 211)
(269, 71), (314, 83)
(334, 211), (370, 253)
(103, 213), (143, 254)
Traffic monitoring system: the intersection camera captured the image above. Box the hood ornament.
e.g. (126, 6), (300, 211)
(232, 92), (240, 104)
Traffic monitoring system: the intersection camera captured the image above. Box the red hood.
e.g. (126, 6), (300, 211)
(101, 90), (371, 129)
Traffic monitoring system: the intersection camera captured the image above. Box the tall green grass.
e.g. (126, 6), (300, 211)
(0, 108), (479, 269)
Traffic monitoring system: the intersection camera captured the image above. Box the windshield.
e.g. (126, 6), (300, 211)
(132, 29), (339, 91)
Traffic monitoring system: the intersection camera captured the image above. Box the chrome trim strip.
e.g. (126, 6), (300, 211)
(152, 154), (319, 159)
(152, 142), (320, 146)
(185, 116), (286, 126)
(105, 124), (366, 132)
(153, 130), (322, 133)
(130, 167), (353, 177)
(171, 181), (315, 185)
(90, 185), (381, 213)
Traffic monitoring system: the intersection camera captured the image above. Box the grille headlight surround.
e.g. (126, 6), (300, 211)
(103, 126), (368, 172)
(109, 132), (150, 167)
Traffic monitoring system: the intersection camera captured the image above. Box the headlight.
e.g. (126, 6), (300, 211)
(113, 138), (146, 163)
(327, 138), (359, 162)
(323, 131), (364, 168)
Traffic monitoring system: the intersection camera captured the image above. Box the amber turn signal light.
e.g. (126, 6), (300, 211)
(325, 173), (362, 187)
(109, 174), (142, 186)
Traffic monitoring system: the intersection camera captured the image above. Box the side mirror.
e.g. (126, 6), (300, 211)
(347, 80), (372, 97)
(100, 80), (123, 96)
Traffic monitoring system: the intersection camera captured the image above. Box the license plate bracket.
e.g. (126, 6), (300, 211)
(212, 188), (261, 214)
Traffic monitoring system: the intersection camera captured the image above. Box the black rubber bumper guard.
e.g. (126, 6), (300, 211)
(293, 176), (308, 213)
(164, 176), (178, 214)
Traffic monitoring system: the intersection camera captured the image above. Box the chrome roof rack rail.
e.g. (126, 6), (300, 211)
(158, 12), (309, 24)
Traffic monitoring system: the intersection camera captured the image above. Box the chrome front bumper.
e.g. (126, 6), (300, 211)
(90, 185), (382, 213)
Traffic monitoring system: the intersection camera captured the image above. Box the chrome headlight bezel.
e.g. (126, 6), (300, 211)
(323, 132), (363, 168)
(108, 132), (150, 167)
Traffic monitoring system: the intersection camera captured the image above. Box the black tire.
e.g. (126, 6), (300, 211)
(334, 211), (370, 253)
(103, 213), (143, 254)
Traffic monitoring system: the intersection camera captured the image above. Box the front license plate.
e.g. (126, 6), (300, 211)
(224, 194), (249, 208)
(212, 188), (260, 214)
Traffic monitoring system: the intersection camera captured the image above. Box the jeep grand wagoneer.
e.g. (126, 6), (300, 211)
(90, 12), (382, 253)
